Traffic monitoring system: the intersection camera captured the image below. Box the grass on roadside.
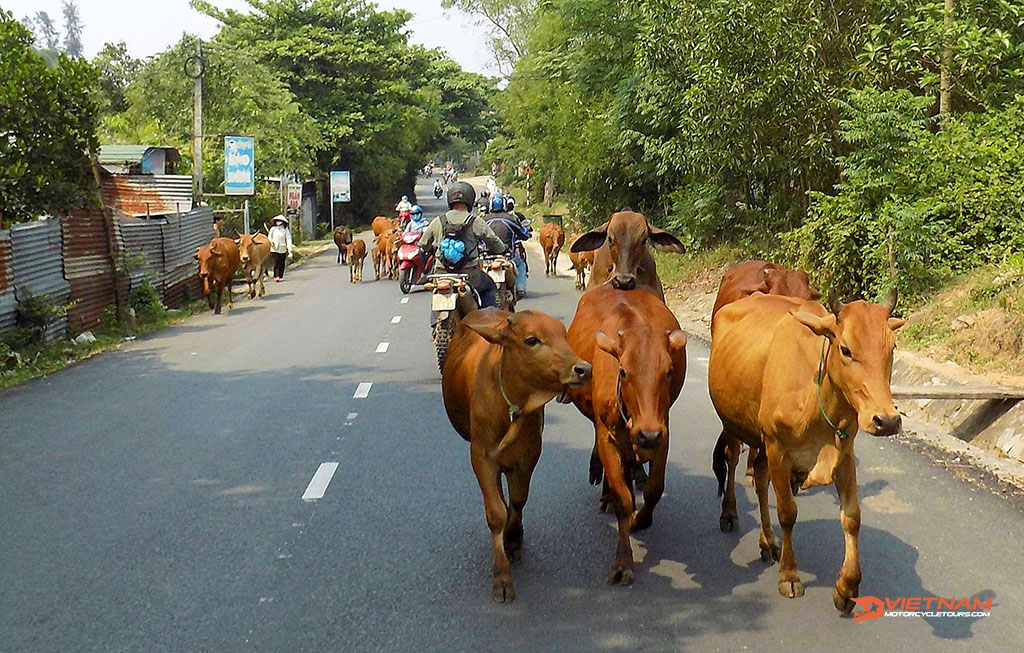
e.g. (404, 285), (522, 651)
(0, 298), (209, 391)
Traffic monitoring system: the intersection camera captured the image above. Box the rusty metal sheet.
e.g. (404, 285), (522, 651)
(63, 208), (117, 332)
(116, 217), (167, 293)
(9, 219), (71, 342)
(101, 173), (193, 218)
(0, 230), (14, 333)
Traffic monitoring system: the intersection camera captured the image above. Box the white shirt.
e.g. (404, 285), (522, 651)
(395, 200), (412, 213)
(268, 224), (293, 254)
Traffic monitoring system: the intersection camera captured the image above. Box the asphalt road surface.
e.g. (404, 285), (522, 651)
(2, 176), (1023, 652)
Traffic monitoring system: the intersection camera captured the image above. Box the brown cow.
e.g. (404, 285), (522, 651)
(568, 235), (595, 290)
(569, 210), (685, 300)
(566, 285), (687, 584)
(708, 289), (904, 613)
(539, 222), (565, 276)
(711, 260), (823, 483)
(194, 238), (240, 314)
(348, 239), (367, 283)
(372, 233), (389, 281)
(386, 228), (401, 280)
(334, 226), (352, 264)
(237, 233), (271, 299)
(443, 308), (592, 602)
(372, 216), (398, 236)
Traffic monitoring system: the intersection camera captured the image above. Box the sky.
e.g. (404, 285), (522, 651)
(2, 0), (498, 75)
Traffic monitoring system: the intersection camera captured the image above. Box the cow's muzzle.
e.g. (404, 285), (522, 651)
(611, 274), (636, 290)
(637, 430), (662, 449)
(870, 413), (901, 437)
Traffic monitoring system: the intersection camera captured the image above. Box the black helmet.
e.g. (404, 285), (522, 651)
(447, 181), (476, 209)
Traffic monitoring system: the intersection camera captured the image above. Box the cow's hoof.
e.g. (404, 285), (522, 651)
(760, 542), (781, 563)
(630, 509), (653, 532)
(778, 579), (804, 598)
(214, 309), (222, 315)
(745, 471), (755, 488)
(492, 577), (515, 603)
(833, 585), (856, 615)
(597, 499), (610, 513)
(607, 567), (635, 586)
(719, 515), (738, 532)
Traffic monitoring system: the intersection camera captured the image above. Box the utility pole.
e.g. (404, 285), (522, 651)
(191, 38), (204, 204)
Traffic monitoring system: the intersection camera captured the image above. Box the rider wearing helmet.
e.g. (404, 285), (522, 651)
(490, 190), (504, 213)
(395, 194), (413, 228)
(419, 181), (507, 309)
(405, 204), (429, 234)
(485, 200), (532, 300)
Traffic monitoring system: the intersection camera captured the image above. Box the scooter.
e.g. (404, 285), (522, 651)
(425, 273), (478, 374)
(397, 210), (411, 229)
(433, 184), (443, 199)
(397, 231), (435, 294)
(480, 254), (516, 311)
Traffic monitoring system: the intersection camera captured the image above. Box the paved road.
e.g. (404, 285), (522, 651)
(2, 176), (1023, 652)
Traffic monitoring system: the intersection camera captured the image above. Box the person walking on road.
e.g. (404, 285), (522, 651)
(268, 215), (294, 283)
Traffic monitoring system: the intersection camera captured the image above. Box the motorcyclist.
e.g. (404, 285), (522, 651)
(433, 178), (444, 197)
(404, 205), (429, 234)
(419, 181), (507, 309)
(485, 202), (532, 300)
(395, 195), (413, 227)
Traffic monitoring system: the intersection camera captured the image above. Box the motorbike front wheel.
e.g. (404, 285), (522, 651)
(400, 267), (413, 294)
(432, 316), (454, 375)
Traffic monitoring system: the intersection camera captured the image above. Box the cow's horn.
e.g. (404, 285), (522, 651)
(881, 287), (898, 315)
(827, 289), (843, 316)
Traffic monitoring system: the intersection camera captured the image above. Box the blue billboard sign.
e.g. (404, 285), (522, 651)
(330, 171), (351, 203)
(224, 136), (255, 195)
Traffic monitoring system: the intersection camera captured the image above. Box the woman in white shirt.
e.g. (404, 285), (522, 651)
(267, 215), (294, 282)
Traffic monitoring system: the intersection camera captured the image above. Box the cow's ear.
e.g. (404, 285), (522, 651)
(570, 222), (609, 253)
(464, 307), (511, 346)
(667, 329), (688, 355)
(790, 311), (837, 339)
(595, 330), (621, 359)
(888, 317), (907, 332)
(648, 225), (685, 254)
(807, 286), (823, 300)
(194, 251), (200, 261)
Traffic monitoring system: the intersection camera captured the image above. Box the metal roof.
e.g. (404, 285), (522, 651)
(98, 145), (181, 165)
(100, 172), (194, 218)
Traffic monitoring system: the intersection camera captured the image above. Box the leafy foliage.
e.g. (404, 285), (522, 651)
(0, 10), (99, 226)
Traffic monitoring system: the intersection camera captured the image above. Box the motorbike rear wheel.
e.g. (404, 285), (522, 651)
(400, 267), (413, 294)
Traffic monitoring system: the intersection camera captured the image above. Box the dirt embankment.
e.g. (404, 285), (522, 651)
(662, 259), (1024, 471)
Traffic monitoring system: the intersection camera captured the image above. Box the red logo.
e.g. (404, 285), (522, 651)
(852, 596), (885, 622)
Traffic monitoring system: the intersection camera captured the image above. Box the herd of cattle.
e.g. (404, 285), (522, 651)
(193, 234), (273, 314)
(440, 209), (906, 616)
(331, 217), (406, 284)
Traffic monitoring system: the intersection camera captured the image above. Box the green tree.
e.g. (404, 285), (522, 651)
(61, 0), (83, 57)
(92, 42), (142, 114)
(0, 10), (99, 226)
(441, 0), (535, 74)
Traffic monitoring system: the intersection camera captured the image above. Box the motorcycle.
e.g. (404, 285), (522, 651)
(433, 184), (443, 199)
(480, 254), (517, 311)
(425, 273), (478, 374)
(397, 231), (435, 294)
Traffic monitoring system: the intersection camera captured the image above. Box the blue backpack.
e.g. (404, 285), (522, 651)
(438, 214), (476, 271)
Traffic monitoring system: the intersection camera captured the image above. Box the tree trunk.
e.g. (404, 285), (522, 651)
(543, 166), (556, 207)
(939, 0), (955, 122)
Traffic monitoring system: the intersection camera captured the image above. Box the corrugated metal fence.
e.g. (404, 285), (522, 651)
(0, 207), (213, 342)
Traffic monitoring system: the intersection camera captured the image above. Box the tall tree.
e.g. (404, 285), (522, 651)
(33, 11), (60, 50)
(0, 10), (99, 225)
(61, 0), (83, 57)
(91, 42), (142, 114)
(441, 0), (535, 75)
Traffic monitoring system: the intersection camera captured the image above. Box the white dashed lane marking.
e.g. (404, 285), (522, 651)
(301, 462), (339, 501)
(376, 342), (390, 353)
(391, 316), (402, 324)
(400, 297), (409, 304)
(353, 382), (372, 399)
(346, 412), (358, 420)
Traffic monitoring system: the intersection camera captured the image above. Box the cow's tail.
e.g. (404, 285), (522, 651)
(712, 432), (728, 497)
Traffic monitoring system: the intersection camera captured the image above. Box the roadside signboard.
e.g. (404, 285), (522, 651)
(224, 136), (255, 195)
(330, 171), (351, 203)
(287, 183), (302, 210)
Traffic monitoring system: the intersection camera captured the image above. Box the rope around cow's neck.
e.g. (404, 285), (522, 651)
(817, 337), (850, 440)
(498, 354), (522, 421)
